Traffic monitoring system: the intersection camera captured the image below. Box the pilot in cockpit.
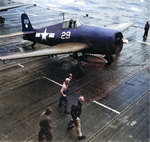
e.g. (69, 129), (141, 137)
(69, 19), (73, 28)
(69, 19), (76, 28)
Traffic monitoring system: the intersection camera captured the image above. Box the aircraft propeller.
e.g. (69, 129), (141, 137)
(114, 33), (128, 62)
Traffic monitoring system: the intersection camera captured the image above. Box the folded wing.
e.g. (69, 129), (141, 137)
(107, 23), (134, 32)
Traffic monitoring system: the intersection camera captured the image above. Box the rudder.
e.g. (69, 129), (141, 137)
(21, 13), (34, 32)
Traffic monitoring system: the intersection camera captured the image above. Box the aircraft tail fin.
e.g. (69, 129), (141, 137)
(21, 13), (34, 32)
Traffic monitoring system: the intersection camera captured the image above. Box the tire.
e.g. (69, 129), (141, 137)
(105, 54), (114, 64)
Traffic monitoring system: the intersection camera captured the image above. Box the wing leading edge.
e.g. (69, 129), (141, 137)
(0, 43), (90, 60)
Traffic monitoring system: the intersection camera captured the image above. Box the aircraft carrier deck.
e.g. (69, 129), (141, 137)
(0, 1), (149, 142)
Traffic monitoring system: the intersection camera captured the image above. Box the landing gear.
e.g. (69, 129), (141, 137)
(74, 66), (85, 77)
(115, 45), (123, 56)
(74, 52), (85, 77)
(105, 54), (115, 64)
(105, 44), (123, 64)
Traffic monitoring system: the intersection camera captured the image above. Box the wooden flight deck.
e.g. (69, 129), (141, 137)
(0, 1), (149, 142)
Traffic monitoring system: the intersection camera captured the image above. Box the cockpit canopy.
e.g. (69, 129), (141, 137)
(62, 19), (83, 29)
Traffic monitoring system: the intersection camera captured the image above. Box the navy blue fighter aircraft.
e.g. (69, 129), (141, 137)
(0, 13), (133, 74)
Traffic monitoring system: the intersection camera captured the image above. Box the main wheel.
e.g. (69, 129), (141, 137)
(115, 45), (123, 56)
(105, 54), (115, 64)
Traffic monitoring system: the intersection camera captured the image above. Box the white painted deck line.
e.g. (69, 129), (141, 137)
(93, 100), (121, 114)
(137, 40), (150, 46)
(17, 63), (24, 68)
(43, 76), (62, 87)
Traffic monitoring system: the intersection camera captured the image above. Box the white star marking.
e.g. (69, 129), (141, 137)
(41, 28), (49, 40)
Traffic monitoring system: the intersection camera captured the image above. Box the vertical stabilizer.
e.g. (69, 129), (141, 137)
(21, 13), (34, 32)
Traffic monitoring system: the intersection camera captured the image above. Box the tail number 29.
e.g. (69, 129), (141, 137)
(61, 31), (71, 39)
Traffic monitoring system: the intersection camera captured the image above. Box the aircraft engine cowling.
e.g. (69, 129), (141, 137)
(104, 31), (124, 64)
(78, 25), (128, 65)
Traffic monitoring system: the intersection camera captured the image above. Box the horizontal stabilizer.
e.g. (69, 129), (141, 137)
(0, 42), (90, 60)
(0, 31), (35, 38)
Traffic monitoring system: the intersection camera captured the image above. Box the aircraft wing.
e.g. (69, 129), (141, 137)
(107, 23), (134, 32)
(0, 31), (35, 38)
(0, 43), (90, 60)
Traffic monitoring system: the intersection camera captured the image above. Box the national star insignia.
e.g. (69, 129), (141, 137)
(41, 28), (49, 40)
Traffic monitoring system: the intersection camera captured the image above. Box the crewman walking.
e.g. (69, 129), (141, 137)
(38, 107), (53, 142)
(67, 96), (86, 139)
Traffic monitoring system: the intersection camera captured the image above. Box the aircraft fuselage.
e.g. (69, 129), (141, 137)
(23, 19), (123, 56)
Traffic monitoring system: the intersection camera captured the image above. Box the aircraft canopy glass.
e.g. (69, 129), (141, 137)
(62, 19), (82, 29)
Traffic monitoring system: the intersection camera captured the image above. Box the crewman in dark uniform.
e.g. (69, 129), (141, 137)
(38, 107), (53, 142)
(59, 73), (72, 114)
(143, 21), (149, 39)
(67, 96), (86, 139)
(0, 16), (5, 26)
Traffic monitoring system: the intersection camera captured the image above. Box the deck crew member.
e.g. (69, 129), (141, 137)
(0, 16), (5, 26)
(59, 73), (72, 114)
(67, 96), (86, 139)
(143, 21), (149, 39)
(38, 107), (53, 142)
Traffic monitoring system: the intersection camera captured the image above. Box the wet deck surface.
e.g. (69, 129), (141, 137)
(0, 1), (150, 142)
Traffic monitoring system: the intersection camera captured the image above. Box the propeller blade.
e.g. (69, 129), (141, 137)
(123, 39), (128, 44)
